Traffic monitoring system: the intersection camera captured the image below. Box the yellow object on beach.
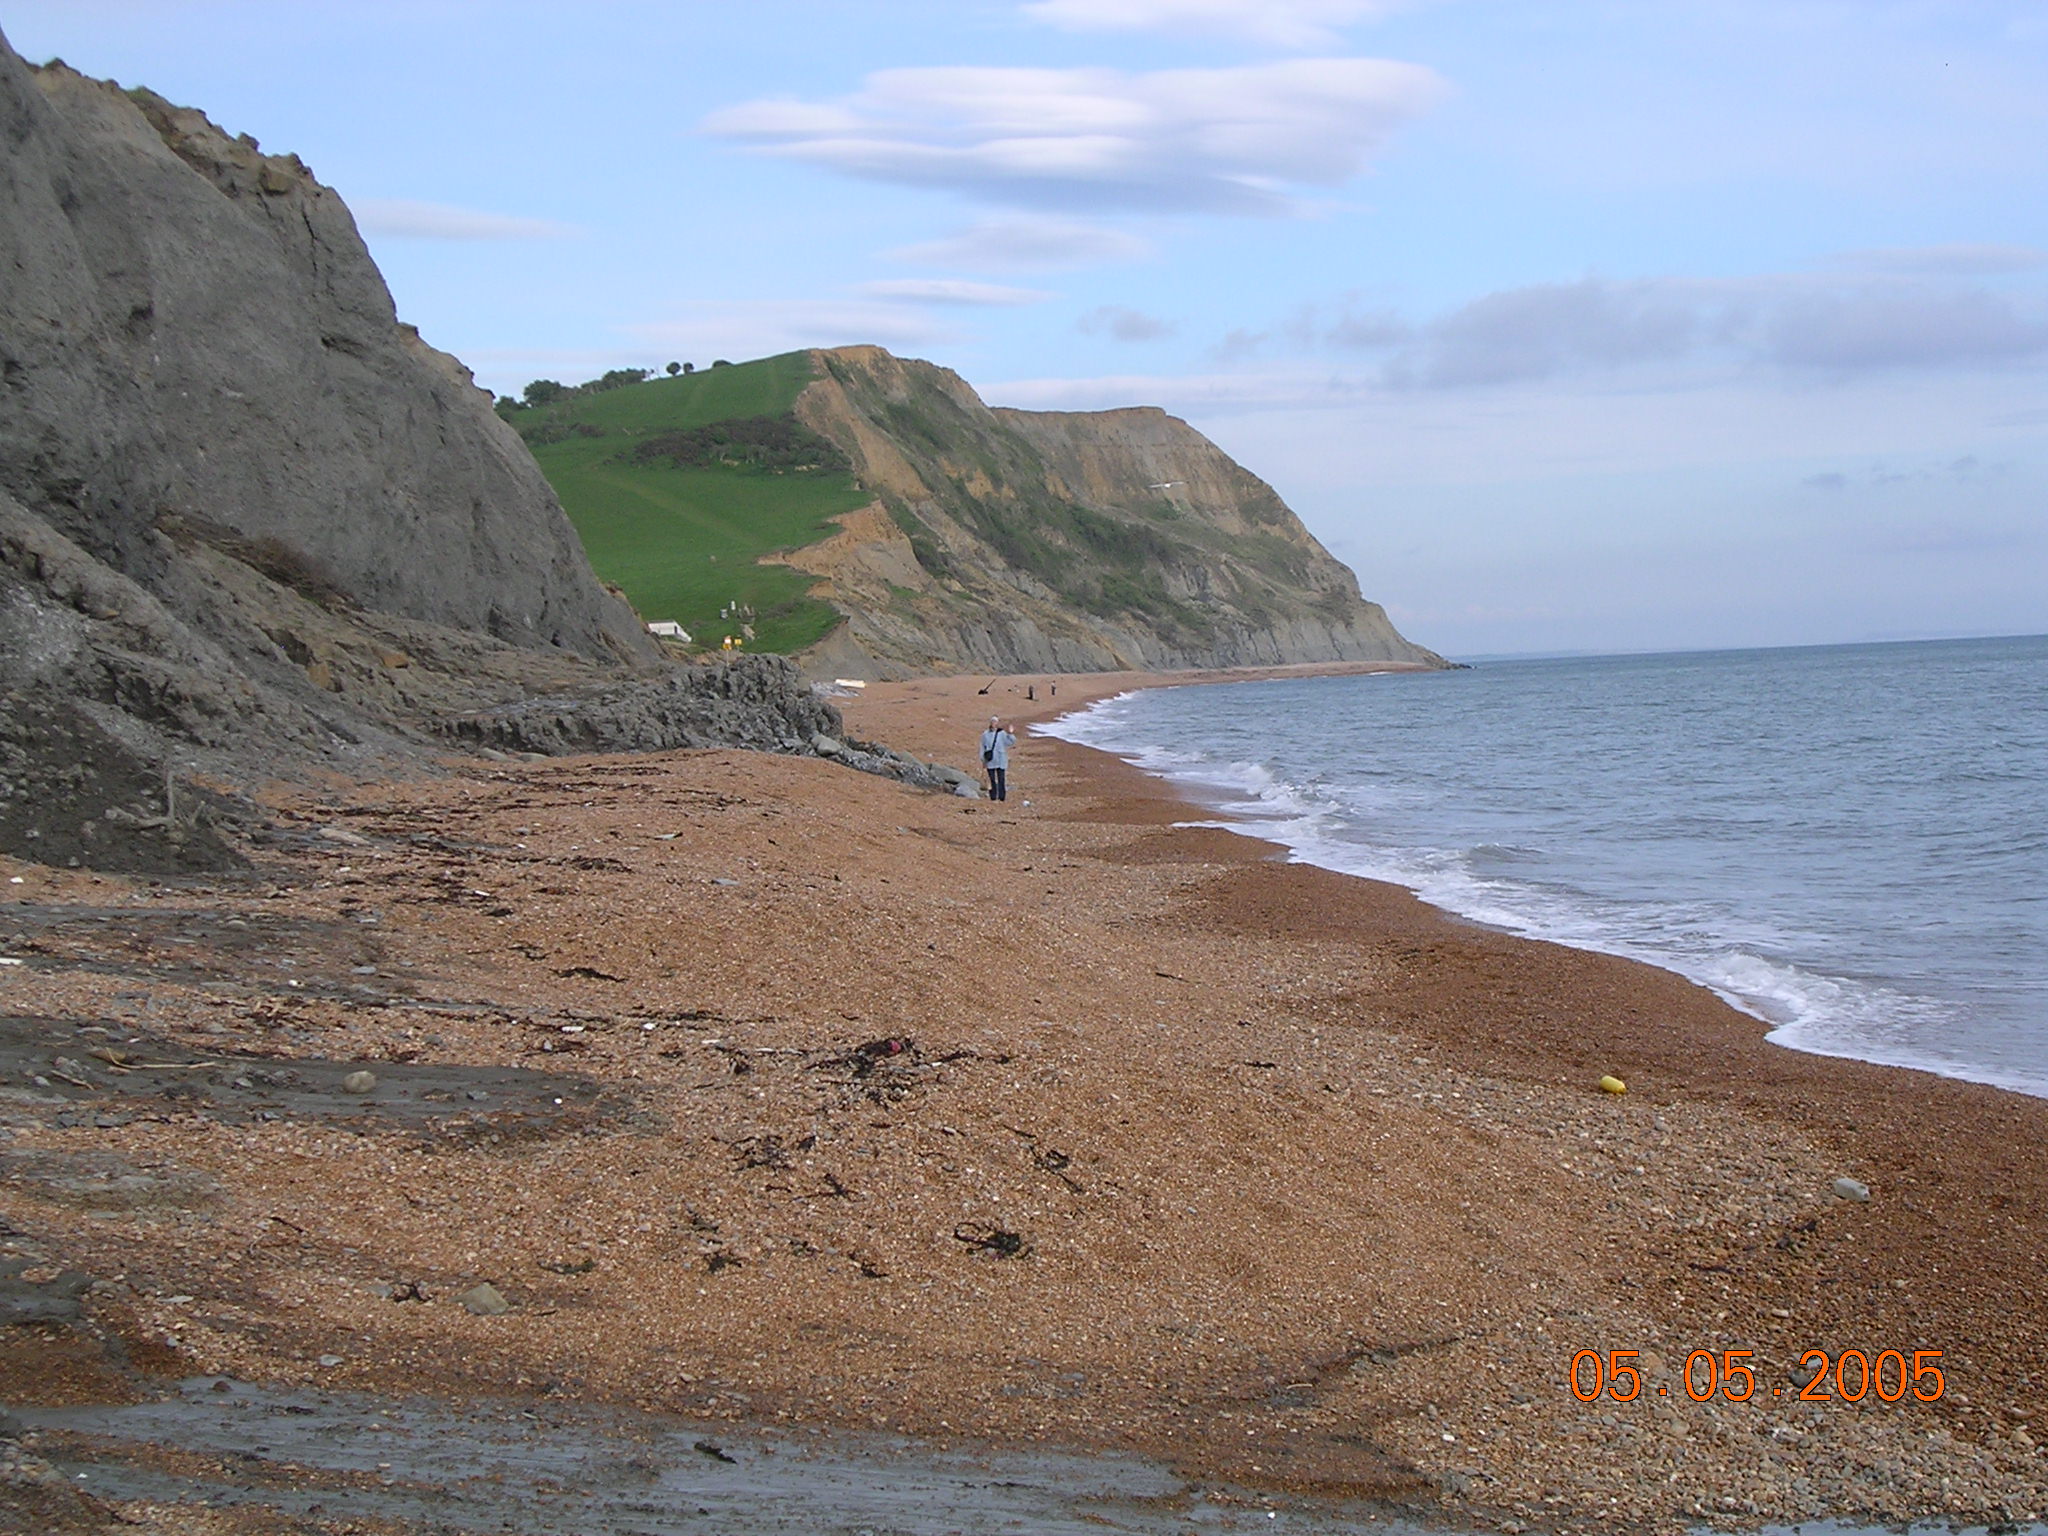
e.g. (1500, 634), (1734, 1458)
(1598, 1075), (1627, 1095)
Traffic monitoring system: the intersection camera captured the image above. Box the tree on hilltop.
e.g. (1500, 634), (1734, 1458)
(522, 378), (567, 407)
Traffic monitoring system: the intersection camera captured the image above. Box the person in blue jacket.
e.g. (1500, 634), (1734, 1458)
(980, 716), (1016, 802)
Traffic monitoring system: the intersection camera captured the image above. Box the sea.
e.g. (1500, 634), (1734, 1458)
(1039, 634), (2048, 1099)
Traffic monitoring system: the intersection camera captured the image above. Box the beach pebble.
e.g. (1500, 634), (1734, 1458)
(340, 1070), (377, 1095)
(454, 1282), (510, 1316)
(1831, 1176), (1870, 1202)
(1598, 1075), (1627, 1094)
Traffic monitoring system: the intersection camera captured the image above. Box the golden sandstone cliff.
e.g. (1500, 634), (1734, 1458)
(788, 346), (1444, 678)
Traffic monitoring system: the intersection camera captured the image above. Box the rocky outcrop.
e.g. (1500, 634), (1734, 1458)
(791, 346), (1443, 677)
(0, 41), (647, 656)
(0, 33), (858, 872)
(441, 657), (976, 795)
(441, 656), (844, 757)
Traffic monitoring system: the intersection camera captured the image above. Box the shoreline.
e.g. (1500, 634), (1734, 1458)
(1, 661), (2043, 1533)
(1007, 664), (2048, 1107)
(844, 665), (2048, 1525)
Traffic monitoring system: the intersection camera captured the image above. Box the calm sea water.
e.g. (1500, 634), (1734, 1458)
(1040, 635), (2048, 1098)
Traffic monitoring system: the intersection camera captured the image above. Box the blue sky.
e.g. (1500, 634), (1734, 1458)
(9, 0), (2046, 657)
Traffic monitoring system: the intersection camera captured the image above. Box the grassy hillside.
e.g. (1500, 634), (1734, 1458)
(513, 353), (863, 654)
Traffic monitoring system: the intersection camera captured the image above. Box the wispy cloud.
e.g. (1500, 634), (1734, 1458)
(624, 299), (958, 362)
(1388, 278), (1708, 387)
(1207, 295), (1409, 359)
(703, 58), (1447, 216)
(1762, 286), (2048, 369)
(352, 198), (577, 241)
(1254, 274), (2048, 388)
(1078, 304), (1175, 341)
(888, 215), (1151, 271)
(1019, 0), (1408, 49)
(858, 278), (1053, 306)
(1807, 455), (2009, 493)
(1833, 243), (2048, 277)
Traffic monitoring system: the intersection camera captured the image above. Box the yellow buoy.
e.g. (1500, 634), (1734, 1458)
(1598, 1075), (1627, 1095)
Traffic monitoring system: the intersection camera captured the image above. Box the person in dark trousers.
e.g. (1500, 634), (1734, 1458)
(980, 716), (1016, 802)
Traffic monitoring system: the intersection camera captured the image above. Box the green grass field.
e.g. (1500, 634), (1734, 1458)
(518, 353), (865, 654)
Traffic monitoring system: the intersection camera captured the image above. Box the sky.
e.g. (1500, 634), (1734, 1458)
(8, 0), (2046, 658)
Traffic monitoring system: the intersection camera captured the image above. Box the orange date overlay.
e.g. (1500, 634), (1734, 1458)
(1570, 1349), (1945, 1404)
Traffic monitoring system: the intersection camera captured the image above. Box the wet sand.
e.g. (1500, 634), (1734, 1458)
(1, 662), (2044, 1533)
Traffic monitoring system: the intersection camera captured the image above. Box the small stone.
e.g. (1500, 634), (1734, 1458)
(454, 1282), (510, 1316)
(810, 733), (846, 758)
(1831, 1176), (1870, 1202)
(318, 1354), (342, 1367)
(341, 1070), (377, 1095)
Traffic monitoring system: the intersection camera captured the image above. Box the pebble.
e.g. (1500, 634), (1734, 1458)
(341, 1070), (377, 1094)
(1832, 1176), (1871, 1201)
(454, 1282), (511, 1316)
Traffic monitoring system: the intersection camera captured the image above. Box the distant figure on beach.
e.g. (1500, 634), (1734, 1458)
(980, 716), (1016, 802)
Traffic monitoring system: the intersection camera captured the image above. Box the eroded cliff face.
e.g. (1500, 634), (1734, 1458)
(0, 47), (646, 654)
(791, 346), (1442, 677)
(0, 34), (825, 872)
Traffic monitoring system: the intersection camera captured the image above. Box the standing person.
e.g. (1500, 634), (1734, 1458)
(980, 716), (1016, 802)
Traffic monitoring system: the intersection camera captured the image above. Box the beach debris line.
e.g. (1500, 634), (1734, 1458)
(806, 1035), (917, 1077)
(954, 1221), (1031, 1258)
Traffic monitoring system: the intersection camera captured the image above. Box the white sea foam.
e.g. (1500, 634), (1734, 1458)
(1041, 641), (2048, 1099)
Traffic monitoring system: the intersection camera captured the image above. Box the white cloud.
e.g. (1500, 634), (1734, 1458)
(1312, 274), (2048, 387)
(1762, 285), (2048, 370)
(352, 198), (576, 241)
(624, 300), (958, 363)
(703, 58), (1447, 215)
(1019, 0), (1407, 49)
(1389, 278), (1707, 387)
(1078, 304), (1174, 341)
(887, 216), (1151, 271)
(1834, 243), (2048, 276)
(858, 278), (1054, 306)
